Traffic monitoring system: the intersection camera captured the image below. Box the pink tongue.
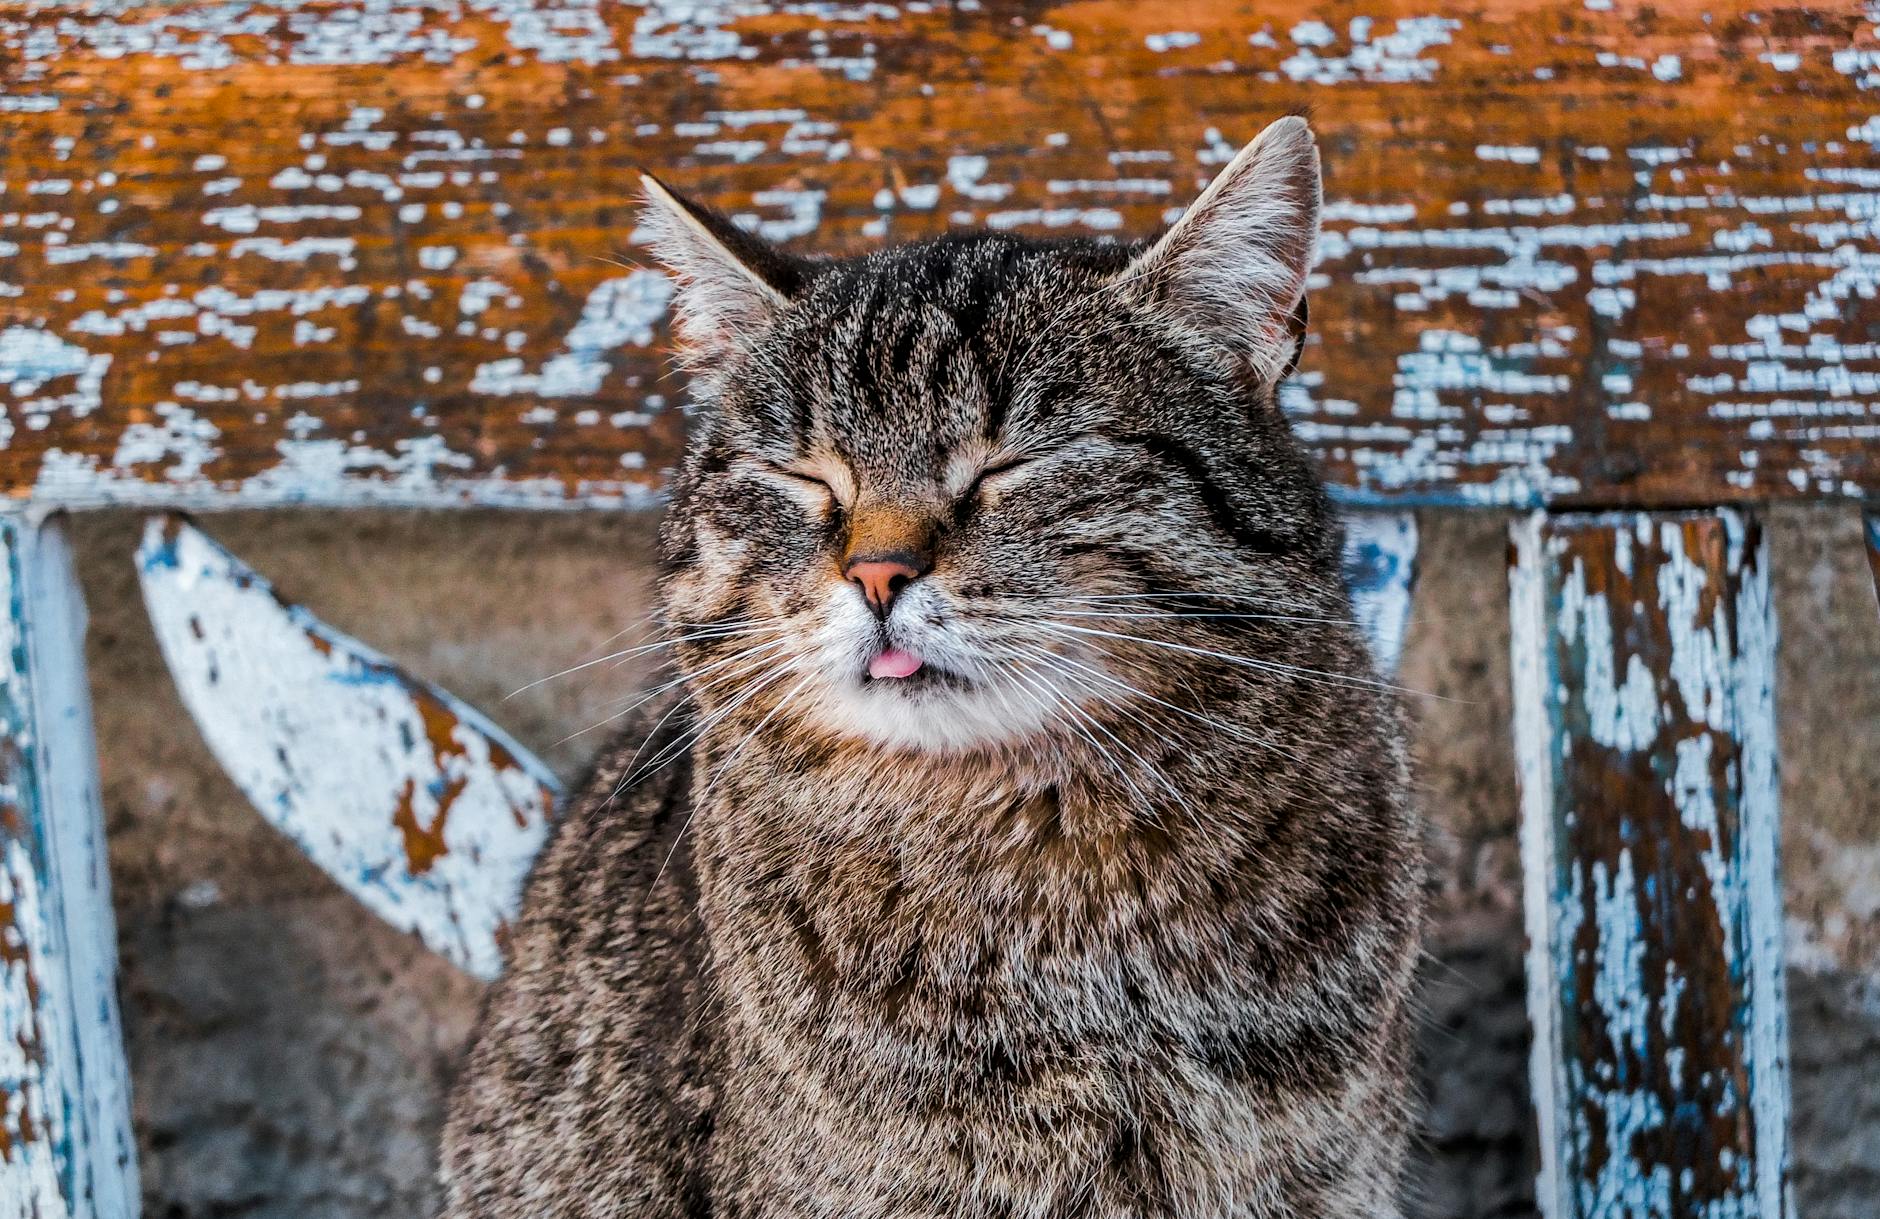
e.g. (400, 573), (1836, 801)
(868, 647), (924, 680)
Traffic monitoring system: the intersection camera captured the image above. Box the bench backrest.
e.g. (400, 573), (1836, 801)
(4, 2), (1878, 1215)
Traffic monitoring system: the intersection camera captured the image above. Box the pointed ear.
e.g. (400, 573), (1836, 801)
(1115, 116), (1321, 384)
(637, 172), (812, 359)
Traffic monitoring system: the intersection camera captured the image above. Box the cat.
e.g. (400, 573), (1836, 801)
(440, 115), (1424, 1218)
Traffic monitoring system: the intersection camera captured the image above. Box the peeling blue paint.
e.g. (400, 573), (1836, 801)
(0, 514), (137, 1218)
(1511, 510), (1790, 1219)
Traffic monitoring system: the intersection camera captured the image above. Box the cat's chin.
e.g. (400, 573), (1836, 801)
(806, 674), (1057, 754)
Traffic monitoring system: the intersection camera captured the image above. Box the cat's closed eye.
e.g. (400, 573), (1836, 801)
(760, 464), (844, 517)
(963, 457), (1034, 502)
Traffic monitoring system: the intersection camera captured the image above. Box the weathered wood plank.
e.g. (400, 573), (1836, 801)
(1865, 505), (1880, 611)
(134, 515), (560, 980)
(1509, 509), (1789, 1219)
(1, 1), (1876, 510)
(1341, 510), (1418, 675)
(0, 513), (137, 1219)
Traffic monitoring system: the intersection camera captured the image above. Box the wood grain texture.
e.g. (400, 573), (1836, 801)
(0, 513), (137, 1219)
(1, 0), (1876, 510)
(135, 515), (560, 979)
(1509, 509), (1789, 1219)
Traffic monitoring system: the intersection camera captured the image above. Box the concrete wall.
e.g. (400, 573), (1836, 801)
(69, 505), (1880, 1218)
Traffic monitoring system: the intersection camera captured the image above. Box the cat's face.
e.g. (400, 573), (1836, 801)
(651, 118), (1338, 754)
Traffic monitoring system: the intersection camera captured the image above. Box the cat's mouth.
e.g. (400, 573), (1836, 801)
(859, 645), (968, 692)
(815, 626), (1041, 749)
(867, 646), (923, 680)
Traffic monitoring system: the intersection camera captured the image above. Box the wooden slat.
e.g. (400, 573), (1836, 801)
(1865, 506), (1880, 611)
(135, 515), (560, 980)
(1, 1), (1875, 510)
(1509, 509), (1789, 1219)
(0, 513), (137, 1219)
(1341, 510), (1418, 675)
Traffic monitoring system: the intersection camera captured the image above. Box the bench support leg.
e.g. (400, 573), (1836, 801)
(0, 512), (138, 1218)
(1864, 506), (1879, 613)
(1342, 511), (1419, 677)
(1510, 509), (1790, 1219)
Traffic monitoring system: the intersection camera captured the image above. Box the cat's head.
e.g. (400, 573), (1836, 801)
(647, 117), (1346, 755)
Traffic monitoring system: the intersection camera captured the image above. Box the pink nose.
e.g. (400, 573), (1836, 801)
(844, 554), (926, 616)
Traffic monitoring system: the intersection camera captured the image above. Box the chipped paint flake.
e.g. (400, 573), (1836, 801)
(468, 270), (672, 399)
(0, 327), (111, 442)
(1279, 15), (1460, 85)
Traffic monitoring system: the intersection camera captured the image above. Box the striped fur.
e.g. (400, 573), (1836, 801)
(442, 117), (1424, 1218)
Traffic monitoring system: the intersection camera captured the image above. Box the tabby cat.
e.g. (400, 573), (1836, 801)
(441, 116), (1424, 1218)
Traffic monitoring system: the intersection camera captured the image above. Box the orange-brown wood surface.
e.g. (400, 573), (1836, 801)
(2, 0), (1876, 510)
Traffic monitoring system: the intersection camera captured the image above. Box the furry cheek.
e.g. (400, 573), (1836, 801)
(666, 521), (759, 620)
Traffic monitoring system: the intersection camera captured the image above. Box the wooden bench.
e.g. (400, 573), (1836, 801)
(4, 2), (1878, 1214)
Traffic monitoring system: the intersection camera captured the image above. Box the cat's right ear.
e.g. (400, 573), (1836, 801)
(1111, 116), (1321, 387)
(638, 173), (812, 358)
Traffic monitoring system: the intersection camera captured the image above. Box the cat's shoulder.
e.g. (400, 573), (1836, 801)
(515, 688), (700, 930)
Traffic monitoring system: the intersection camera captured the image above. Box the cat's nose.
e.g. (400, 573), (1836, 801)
(844, 553), (928, 617)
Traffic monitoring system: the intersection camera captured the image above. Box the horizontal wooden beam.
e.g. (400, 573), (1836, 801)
(1510, 509), (1789, 1218)
(0, 1), (1875, 510)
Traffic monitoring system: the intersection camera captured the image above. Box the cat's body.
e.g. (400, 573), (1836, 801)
(442, 118), (1424, 1218)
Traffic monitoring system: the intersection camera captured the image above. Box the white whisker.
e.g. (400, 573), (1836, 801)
(1031, 620), (1444, 701)
(657, 666), (816, 883)
(1013, 649), (1211, 822)
(506, 617), (785, 698)
(610, 647), (796, 800)
(1002, 590), (1337, 610)
(1012, 643), (1309, 766)
(1039, 609), (1348, 626)
(1006, 661), (1161, 821)
(552, 638), (789, 749)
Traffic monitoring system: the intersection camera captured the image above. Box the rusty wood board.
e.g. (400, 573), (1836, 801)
(0, 1), (1876, 510)
(0, 513), (137, 1219)
(135, 515), (560, 979)
(1509, 509), (1789, 1219)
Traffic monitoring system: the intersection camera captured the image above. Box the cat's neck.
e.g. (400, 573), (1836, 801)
(695, 720), (1068, 830)
(687, 697), (1287, 873)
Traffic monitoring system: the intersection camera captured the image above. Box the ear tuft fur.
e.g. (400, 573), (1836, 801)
(637, 173), (807, 360)
(1116, 116), (1322, 384)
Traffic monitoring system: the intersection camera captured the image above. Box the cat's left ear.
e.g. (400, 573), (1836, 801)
(638, 172), (814, 359)
(1113, 116), (1320, 385)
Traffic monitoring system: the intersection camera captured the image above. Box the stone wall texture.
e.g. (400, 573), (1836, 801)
(68, 505), (1879, 1219)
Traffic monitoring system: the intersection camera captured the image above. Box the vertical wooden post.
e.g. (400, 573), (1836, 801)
(1509, 510), (1789, 1219)
(0, 512), (138, 1218)
(1863, 506), (1879, 613)
(1342, 511), (1419, 676)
